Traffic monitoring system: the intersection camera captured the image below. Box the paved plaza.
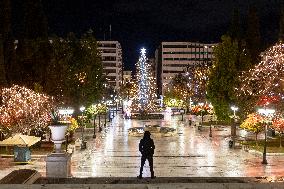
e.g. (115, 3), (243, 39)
(1, 113), (284, 180)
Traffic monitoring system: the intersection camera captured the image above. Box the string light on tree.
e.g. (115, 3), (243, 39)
(131, 48), (157, 113)
(0, 85), (54, 134)
(239, 42), (284, 98)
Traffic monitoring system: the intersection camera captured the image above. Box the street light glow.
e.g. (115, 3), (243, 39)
(80, 106), (85, 112)
(231, 106), (238, 111)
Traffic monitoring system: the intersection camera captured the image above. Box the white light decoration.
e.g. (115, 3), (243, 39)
(130, 47), (158, 113)
(239, 42), (284, 98)
(0, 85), (54, 134)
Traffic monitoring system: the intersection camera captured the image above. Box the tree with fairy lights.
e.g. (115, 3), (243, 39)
(0, 85), (54, 135)
(131, 48), (157, 114)
(186, 64), (210, 103)
(239, 42), (284, 115)
(239, 42), (284, 147)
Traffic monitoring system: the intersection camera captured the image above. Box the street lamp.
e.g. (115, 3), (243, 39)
(198, 102), (204, 131)
(107, 100), (112, 122)
(229, 106), (238, 148)
(231, 106), (238, 117)
(258, 108), (275, 164)
(230, 106), (238, 136)
(79, 106), (86, 149)
(208, 104), (214, 137)
(104, 102), (107, 128)
(93, 104), (96, 139)
(98, 103), (102, 132)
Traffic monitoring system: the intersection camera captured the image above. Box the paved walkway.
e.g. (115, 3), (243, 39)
(1, 113), (284, 180)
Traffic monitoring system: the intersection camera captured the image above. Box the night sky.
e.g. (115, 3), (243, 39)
(12, 0), (282, 70)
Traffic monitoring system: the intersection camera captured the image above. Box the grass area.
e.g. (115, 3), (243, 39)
(85, 122), (94, 128)
(241, 138), (284, 153)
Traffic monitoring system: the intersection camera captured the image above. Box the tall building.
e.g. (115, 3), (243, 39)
(155, 42), (217, 96)
(97, 41), (123, 90)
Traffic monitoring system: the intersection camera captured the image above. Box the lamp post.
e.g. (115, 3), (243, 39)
(230, 106), (238, 138)
(93, 111), (96, 139)
(258, 108), (275, 164)
(181, 108), (184, 121)
(103, 101), (107, 127)
(104, 107), (107, 128)
(115, 98), (118, 115)
(229, 106), (238, 148)
(107, 100), (111, 122)
(80, 106), (86, 149)
(209, 118), (212, 137)
(198, 102), (204, 131)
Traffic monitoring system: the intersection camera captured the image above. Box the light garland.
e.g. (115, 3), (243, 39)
(0, 85), (54, 134)
(239, 42), (284, 98)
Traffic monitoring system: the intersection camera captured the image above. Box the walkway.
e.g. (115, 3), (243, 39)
(1, 113), (284, 180)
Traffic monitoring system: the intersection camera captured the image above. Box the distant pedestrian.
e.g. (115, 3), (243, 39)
(138, 131), (155, 179)
(188, 115), (192, 126)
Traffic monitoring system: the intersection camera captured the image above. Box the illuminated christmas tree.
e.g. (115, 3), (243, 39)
(237, 42), (284, 120)
(240, 42), (284, 98)
(131, 48), (157, 113)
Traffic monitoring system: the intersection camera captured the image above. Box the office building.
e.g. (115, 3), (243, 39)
(97, 41), (123, 90)
(155, 42), (217, 96)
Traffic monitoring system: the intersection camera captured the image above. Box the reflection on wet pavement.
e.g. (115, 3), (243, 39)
(1, 113), (284, 179)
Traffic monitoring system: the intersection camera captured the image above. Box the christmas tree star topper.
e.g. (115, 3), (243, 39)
(141, 48), (146, 55)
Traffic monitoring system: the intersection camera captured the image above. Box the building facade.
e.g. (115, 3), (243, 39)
(155, 42), (217, 96)
(97, 41), (123, 90)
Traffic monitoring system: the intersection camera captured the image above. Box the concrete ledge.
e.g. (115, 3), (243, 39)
(35, 177), (260, 184)
(0, 183), (283, 189)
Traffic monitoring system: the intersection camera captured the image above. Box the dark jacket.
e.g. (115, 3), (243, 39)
(139, 136), (155, 156)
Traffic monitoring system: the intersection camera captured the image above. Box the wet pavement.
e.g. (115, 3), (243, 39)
(1, 113), (284, 179)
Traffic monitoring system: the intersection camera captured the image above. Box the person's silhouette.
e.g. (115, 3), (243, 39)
(138, 131), (155, 179)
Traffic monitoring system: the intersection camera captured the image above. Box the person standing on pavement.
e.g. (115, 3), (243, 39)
(138, 131), (155, 179)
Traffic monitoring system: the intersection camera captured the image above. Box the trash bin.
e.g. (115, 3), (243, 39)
(229, 140), (234, 148)
(14, 146), (31, 162)
(267, 128), (276, 137)
(80, 141), (87, 150)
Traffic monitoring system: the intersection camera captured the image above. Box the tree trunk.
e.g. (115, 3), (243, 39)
(280, 133), (282, 148)
(255, 133), (258, 146)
